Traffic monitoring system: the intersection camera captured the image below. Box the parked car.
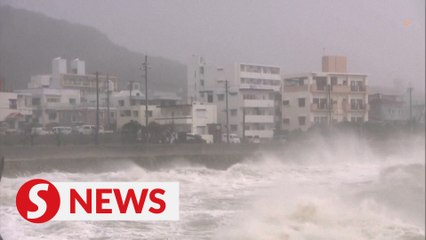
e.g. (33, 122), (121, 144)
(77, 125), (96, 135)
(185, 133), (206, 144)
(52, 126), (72, 135)
(176, 132), (206, 144)
(31, 127), (50, 136)
(221, 133), (241, 143)
(247, 135), (261, 144)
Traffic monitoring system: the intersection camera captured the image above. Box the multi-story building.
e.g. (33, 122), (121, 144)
(186, 55), (218, 104)
(116, 104), (159, 129)
(155, 102), (217, 143)
(0, 92), (32, 132)
(368, 93), (407, 123)
(15, 88), (81, 127)
(30, 58), (118, 102)
(281, 56), (368, 131)
(201, 63), (281, 140)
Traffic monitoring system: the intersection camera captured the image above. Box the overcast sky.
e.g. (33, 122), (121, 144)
(3, 0), (425, 95)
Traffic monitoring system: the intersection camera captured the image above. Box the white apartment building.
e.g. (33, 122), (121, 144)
(186, 55), (218, 104)
(30, 58), (118, 101)
(15, 88), (81, 127)
(116, 99), (217, 143)
(116, 104), (159, 129)
(201, 63), (281, 139)
(155, 102), (217, 143)
(282, 72), (369, 131)
(0, 92), (32, 132)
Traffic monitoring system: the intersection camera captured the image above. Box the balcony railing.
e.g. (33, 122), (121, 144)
(311, 103), (331, 111)
(350, 103), (368, 111)
(284, 85), (309, 92)
(311, 85), (328, 92)
(350, 85), (367, 92)
(331, 85), (350, 93)
(244, 115), (274, 123)
(243, 99), (274, 108)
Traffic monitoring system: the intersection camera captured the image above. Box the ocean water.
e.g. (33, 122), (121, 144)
(0, 135), (424, 240)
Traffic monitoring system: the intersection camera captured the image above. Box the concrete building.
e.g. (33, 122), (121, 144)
(368, 93), (407, 123)
(30, 58), (118, 101)
(15, 88), (81, 127)
(156, 102), (217, 143)
(199, 63), (281, 140)
(116, 104), (159, 129)
(282, 57), (368, 131)
(186, 55), (218, 104)
(0, 92), (32, 132)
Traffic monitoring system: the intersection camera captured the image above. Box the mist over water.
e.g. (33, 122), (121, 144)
(1, 134), (424, 240)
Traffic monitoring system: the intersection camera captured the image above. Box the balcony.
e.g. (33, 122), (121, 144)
(350, 104), (368, 111)
(240, 83), (280, 92)
(311, 84), (328, 92)
(350, 85), (367, 92)
(243, 99), (274, 108)
(240, 71), (281, 80)
(331, 85), (350, 93)
(311, 103), (331, 112)
(284, 85), (309, 92)
(155, 116), (192, 125)
(245, 115), (274, 123)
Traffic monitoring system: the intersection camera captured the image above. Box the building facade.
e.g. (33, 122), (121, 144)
(199, 63), (281, 139)
(15, 88), (81, 127)
(282, 71), (368, 131)
(0, 92), (32, 132)
(368, 93), (407, 123)
(31, 58), (118, 102)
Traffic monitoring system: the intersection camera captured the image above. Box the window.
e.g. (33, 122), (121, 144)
(230, 124), (238, 131)
(200, 79), (204, 86)
(298, 116), (306, 126)
(199, 66), (204, 74)
(283, 118), (290, 125)
(230, 109), (238, 116)
(243, 94), (256, 100)
(147, 111), (153, 117)
(298, 98), (306, 107)
(69, 98), (76, 104)
(196, 109), (207, 118)
(48, 112), (57, 120)
(9, 99), (17, 109)
(119, 100), (125, 106)
(217, 94), (224, 101)
(120, 110), (131, 117)
(207, 93), (213, 103)
(133, 111), (139, 117)
(47, 97), (60, 103)
(32, 98), (41, 106)
(283, 100), (290, 106)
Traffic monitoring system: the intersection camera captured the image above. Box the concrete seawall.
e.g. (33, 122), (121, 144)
(0, 143), (284, 177)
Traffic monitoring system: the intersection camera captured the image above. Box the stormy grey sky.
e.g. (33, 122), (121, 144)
(3, 0), (425, 94)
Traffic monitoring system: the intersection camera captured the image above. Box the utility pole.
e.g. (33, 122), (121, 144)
(106, 74), (110, 130)
(327, 83), (332, 125)
(95, 72), (99, 145)
(225, 80), (229, 144)
(129, 80), (134, 106)
(139, 55), (149, 143)
(242, 107), (246, 142)
(408, 87), (413, 132)
(171, 112), (175, 131)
